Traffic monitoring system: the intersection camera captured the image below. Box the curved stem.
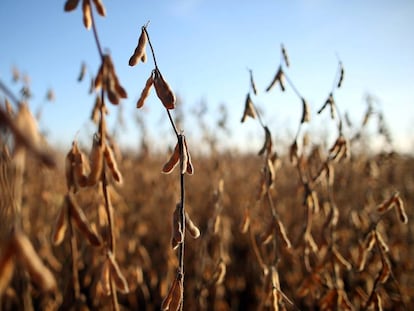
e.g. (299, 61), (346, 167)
(143, 27), (159, 70)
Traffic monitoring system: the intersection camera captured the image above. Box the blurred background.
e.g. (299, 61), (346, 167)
(1, 0), (413, 154)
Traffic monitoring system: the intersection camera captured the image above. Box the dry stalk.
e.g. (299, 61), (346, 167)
(130, 24), (195, 310)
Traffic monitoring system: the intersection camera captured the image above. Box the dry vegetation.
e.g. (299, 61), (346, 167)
(1, 1), (413, 310)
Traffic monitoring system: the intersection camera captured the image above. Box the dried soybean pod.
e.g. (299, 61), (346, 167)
(67, 193), (102, 247)
(183, 136), (194, 175)
(185, 211), (200, 239)
(51, 202), (68, 246)
(249, 69), (258, 95)
(395, 196), (408, 224)
(276, 218), (292, 249)
(13, 231), (57, 292)
(266, 67), (280, 92)
(154, 69), (176, 109)
(104, 144), (123, 184)
(301, 98), (310, 123)
(162, 142), (180, 174)
(241, 93), (256, 122)
(129, 27), (148, 66)
(107, 251), (129, 294)
(100, 259), (111, 296)
(337, 61), (344, 88)
(171, 203), (183, 249)
(86, 134), (103, 186)
(0, 241), (15, 296)
(258, 126), (272, 156)
(82, 0), (92, 29)
(64, 0), (80, 11)
(281, 44), (290, 67)
(92, 0), (106, 16)
(137, 72), (154, 108)
(162, 274), (183, 311)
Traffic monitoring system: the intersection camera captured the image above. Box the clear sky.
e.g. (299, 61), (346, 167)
(1, 0), (413, 153)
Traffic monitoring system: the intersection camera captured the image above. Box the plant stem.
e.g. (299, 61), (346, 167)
(178, 135), (186, 311)
(90, 3), (104, 60)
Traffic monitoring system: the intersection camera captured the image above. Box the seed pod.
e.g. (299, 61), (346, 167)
(241, 93), (256, 122)
(281, 44), (290, 67)
(86, 134), (103, 186)
(395, 196), (408, 224)
(379, 257), (391, 284)
(67, 194), (102, 247)
(129, 27), (148, 66)
(13, 231), (57, 292)
(266, 66), (284, 92)
(317, 92), (333, 115)
(258, 126), (272, 156)
(337, 61), (344, 88)
(82, 0), (92, 30)
(141, 52), (147, 63)
(78, 62), (87, 82)
(289, 140), (298, 164)
(94, 62), (104, 90)
(0, 241), (15, 296)
(104, 144), (123, 184)
(64, 0), (80, 11)
(249, 69), (258, 95)
(154, 69), (176, 109)
(107, 251), (129, 294)
(162, 274), (183, 311)
(51, 203), (68, 246)
(276, 218), (291, 249)
(300, 98), (310, 123)
(332, 247), (352, 271)
(171, 203), (183, 250)
(162, 143), (180, 174)
(74, 148), (89, 187)
(185, 212), (200, 239)
(99, 260), (111, 296)
(375, 231), (389, 253)
(260, 222), (275, 245)
(212, 261), (226, 285)
(92, 0), (106, 16)
(182, 136), (194, 175)
(240, 207), (250, 233)
(137, 72), (154, 108)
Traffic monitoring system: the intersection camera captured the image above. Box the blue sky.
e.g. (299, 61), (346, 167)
(1, 0), (413, 153)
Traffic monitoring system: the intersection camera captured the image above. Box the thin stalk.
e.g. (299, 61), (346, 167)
(178, 135), (186, 311)
(90, 4), (104, 60)
(284, 72), (302, 100)
(143, 26), (158, 70)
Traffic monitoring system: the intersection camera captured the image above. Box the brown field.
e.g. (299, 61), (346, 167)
(1, 142), (413, 310)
